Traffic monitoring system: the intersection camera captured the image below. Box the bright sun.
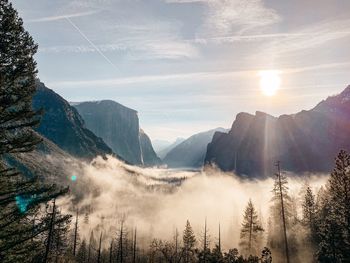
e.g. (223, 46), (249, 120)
(259, 70), (281, 96)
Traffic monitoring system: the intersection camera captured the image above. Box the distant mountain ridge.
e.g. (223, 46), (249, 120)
(74, 100), (160, 166)
(205, 85), (350, 177)
(152, 139), (172, 153)
(157, 138), (185, 159)
(164, 128), (227, 168)
(33, 82), (113, 159)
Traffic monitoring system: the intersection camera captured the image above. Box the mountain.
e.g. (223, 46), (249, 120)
(6, 131), (75, 183)
(157, 138), (185, 159)
(73, 100), (160, 166)
(32, 82), (113, 159)
(205, 85), (350, 177)
(140, 129), (162, 166)
(163, 128), (227, 168)
(152, 139), (172, 153)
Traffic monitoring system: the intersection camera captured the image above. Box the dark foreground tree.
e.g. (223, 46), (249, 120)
(317, 150), (350, 262)
(223, 248), (239, 262)
(239, 199), (264, 257)
(0, 0), (41, 154)
(183, 220), (197, 263)
(0, 1), (70, 261)
(261, 247), (272, 263)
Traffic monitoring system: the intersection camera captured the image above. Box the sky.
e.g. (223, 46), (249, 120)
(12, 0), (350, 141)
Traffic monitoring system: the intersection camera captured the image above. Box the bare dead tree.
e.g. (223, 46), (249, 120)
(73, 208), (79, 256)
(275, 161), (290, 263)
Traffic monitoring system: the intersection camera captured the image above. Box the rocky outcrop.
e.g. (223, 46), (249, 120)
(33, 82), (113, 159)
(205, 85), (350, 177)
(74, 100), (160, 166)
(140, 129), (161, 166)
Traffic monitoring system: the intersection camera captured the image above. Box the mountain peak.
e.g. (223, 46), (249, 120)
(339, 84), (350, 99)
(74, 100), (137, 113)
(313, 84), (350, 113)
(255, 111), (275, 119)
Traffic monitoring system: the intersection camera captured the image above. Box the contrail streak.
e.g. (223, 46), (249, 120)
(65, 17), (118, 71)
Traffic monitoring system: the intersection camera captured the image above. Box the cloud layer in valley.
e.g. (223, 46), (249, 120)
(57, 155), (328, 251)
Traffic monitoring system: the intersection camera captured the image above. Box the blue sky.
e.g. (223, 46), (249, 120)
(12, 0), (350, 141)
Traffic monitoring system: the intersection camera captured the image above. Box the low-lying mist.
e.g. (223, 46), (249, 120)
(58, 155), (328, 251)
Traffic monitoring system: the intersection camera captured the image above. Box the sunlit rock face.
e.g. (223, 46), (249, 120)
(74, 100), (160, 166)
(32, 82), (113, 159)
(205, 85), (350, 177)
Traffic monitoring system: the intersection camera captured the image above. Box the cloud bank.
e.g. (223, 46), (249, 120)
(58, 155), (328, 250)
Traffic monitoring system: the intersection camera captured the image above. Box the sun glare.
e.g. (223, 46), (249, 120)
(259, 70), (281, 96)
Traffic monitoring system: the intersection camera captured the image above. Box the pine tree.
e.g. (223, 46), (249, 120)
(77, 239), (88, 263)
(316, 195), (344, 262)
(223, 248), (239, 263)
(239, 200), (264, 257)
(302, 186), (316, 227)
(0, 0), (41, 155)
(328, 151), (350, 251)
(40, 201), (71, 263)
(210, 244), (223, 263)
(317, 150), (350, 262)
(302, 185), (317, 248)
(261, 247), (272, 263)
(183, 220), (196, 263)
(0, 1), (70, 261)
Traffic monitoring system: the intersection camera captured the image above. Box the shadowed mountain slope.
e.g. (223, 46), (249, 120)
(205, 85), (350, 177)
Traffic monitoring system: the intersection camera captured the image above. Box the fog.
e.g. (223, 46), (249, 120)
(58, 155), (328, 251)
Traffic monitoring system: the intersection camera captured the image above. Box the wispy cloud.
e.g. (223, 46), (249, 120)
(39, 40), (197, 60)
(26, 10), (98, 23)
(49, 70), (249, 88)
(38, 17), (198, 60)
(189, 18), (350, 49)
(264, 19), (350, 55)
(283, 61), (350, 74)
(168, 0), (281, 35)
(190, 32), (311, 44)
(49, 61), (350, 89)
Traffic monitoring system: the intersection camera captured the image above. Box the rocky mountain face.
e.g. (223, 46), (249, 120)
(74, 100), (160, 166)
(140, 129), (162, 166)
(164, 128), (227, 168)
(205, 85), (350, 177)
(32, 82), (113, 159)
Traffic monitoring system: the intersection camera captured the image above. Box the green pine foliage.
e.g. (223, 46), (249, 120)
(0, 1), (71, 261)
(316, 150), (350, 262)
